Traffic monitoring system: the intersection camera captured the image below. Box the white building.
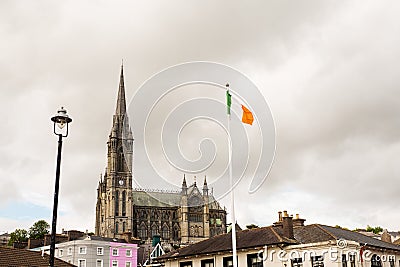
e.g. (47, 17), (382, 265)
(37, 235), (138, 267)
(157, 211), (400, 267)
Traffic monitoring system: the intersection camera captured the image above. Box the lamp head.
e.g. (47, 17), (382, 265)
(51, 107), (72, 136)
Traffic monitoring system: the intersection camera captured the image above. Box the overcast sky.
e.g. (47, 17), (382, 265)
(1, 0), (400, 235)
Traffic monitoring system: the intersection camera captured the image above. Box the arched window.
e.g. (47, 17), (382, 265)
(162, 224), (170, 240)
(138, 223), (147, 240)
(122, 222), (126, 233)
(115, 191), (119, 216)
(115, 222), (119, 234)
(118, 148), (125, 171)
(151, 224), (158, 238)
(173, 225), (180, 241)
(122, 191), (126, 216)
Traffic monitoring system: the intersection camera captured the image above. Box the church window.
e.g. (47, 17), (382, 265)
(188, 206), (203, 222)
(123, 222), (126, 232)
(116, 222), (119, 234)
(138, 223), (147, 240)
(151, 224), (158, 238)
(173, 225), (180, 241)
(115, 191), (119, 216)
(162, 224), (170, 240)
(122, 191), (126, 216)
(118, 148), (125, 171)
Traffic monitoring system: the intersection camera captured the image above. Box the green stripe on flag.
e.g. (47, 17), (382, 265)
(226, 90), (232, 115)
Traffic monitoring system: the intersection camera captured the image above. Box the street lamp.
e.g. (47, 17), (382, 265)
(49, 107), (72, 267)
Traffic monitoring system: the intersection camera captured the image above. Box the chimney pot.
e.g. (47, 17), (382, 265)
(295, 214), (299, 219)
(283, 210), (288, 217)
(278, 211), (283, 221)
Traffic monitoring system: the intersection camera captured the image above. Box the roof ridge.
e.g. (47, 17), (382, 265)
(269, 226), (284, 243)
(314, 224), (338, 240)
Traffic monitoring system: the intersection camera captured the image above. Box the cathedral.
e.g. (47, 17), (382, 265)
(95, 66), (227, 246)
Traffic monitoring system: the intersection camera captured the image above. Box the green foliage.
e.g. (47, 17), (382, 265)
(366, 225), (383, 234)
(28, 220), (50, 239)
(8, 229), (28, 246)
(334, 225), (349, 230)
(246, 224), (259, 229)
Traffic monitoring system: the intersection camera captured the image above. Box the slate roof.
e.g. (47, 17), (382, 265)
(317, 225), (400, 250)
(0, 246), (76, 267)
(83, 235), (127, 243)
(132, 189), (223, 210)
(159, 224), (400, 260)
(158, 226), (296, 259)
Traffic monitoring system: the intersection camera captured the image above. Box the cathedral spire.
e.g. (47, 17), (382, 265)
(115, 64), (127, 116)
(203, 175), (209, 195)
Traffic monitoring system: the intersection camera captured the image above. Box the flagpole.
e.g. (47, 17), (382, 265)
(226, 83), (238, 267)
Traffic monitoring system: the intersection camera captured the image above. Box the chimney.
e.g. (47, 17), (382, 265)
(282, 211), (294, 239)
(123, 232), (132, 243)
(381, 229), (392, 243)
(273, 211), (283, 228)
(293, 213), (306, 227)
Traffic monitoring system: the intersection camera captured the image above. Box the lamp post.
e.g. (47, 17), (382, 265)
(49, 107), (72, 267)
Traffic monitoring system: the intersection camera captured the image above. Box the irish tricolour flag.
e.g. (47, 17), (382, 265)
(226, 87), (254, 125)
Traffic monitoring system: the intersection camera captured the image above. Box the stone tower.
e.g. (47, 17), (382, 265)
(95, 65), (134, 238)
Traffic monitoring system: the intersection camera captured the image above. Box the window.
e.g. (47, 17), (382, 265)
(97, 247), (104, 255)
(96, 259), (103, 267)
(349, 254), (356, 267)
(371, 254), (382, 267)
(78, 259), (86, 267)
(292, 258), (303, 267)
(173, 225), (180, 241)
(248, 253), (263, 267)
(115, 191), (119, 216)
(162, 224), (170, 240)
(123, 222), (126, 233)
(138, 223), (147, 239)
(180, 261), (193, 267)
(79, 246), (87, 254)
(68, 247), (73, 255)
(126, 249), (132, 257)
(112, 260), (118, 267)
(122, 191), (126, 216)
(342, 254), (348, 267)
(389, 258), (395, 267)
(311, 256), (324, 267)
(112, 248), (119, 256)
(116, 222), (119, 234)
(151, 224), (158, 238)
(59, 249), (64, 257)
(202, 259), (214, 267)
(126, 262), (131, 267)
(223, 256), (234, 267)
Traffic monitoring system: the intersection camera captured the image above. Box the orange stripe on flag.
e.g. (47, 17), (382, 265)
(241, 105), (254, 125)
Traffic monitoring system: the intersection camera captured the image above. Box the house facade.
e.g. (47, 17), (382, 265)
(157, 211), (400, 267)
(38, 235), (138, 267)
(95, 65), (227, 246)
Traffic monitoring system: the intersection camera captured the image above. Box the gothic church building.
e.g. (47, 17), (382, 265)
(95, 66), (227, 246)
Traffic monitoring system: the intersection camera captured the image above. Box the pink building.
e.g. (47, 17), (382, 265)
(109, 242), (138, 267)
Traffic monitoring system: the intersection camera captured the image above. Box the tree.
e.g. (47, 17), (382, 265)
(8, 229), (28, 246)
(246, 224), (259, 229)
(366, 225), (383, 234)
(29, 220), (50, 239)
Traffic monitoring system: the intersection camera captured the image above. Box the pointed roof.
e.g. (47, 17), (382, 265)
(115, 64), (127, 116)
